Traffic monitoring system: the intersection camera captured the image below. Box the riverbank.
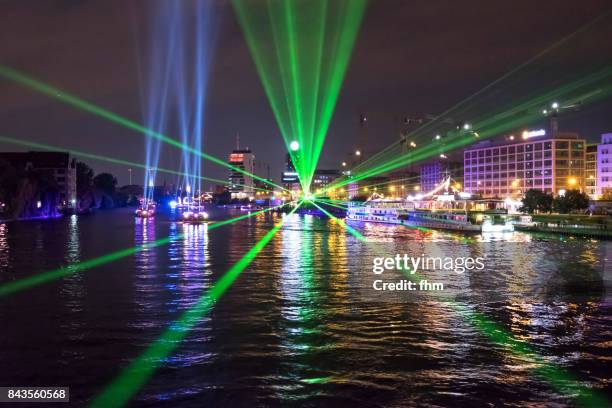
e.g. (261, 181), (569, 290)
(0, 213), (63, 223)
(516, 214), (612, 239)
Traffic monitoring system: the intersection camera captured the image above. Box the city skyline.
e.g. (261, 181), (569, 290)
(1, 2), (612, 407)
(2, 1), (612, 185)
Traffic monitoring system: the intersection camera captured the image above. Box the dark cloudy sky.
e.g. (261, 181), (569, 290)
(1, 0), (611, 186)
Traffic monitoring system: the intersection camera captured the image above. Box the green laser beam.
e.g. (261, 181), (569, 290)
(314, 204), (609, 407)
(0, 65), (285, 191)
(232, 0), (366, 193)
(0, 134), (277, 194)
(358, 12), (612, 170)
(89, 202), (302, 408)
(311, 201), (366, 242)
(311, 199), (347, 211)
(0, 205), (284, 298)
(329, 66), (612, 190)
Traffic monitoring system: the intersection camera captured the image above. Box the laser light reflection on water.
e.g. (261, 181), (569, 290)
(90, 203), (302, 408)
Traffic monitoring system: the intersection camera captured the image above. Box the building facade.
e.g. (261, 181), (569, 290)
(347, 176), (390, 199)
(420, 161), (462, 193)
(228, 148), (255, 199)
(0, 151), (77, 209)
(312, 169), (341, 194)
(281, 153), (300, 192)
(463, 132), (586, 198)
(586, 144), (598, 199)
(597, 133), (612, 197)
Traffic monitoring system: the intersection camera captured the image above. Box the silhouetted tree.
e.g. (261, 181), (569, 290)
(520, 189), (553, 214)
(553, 190), (590, 214)
(76, 161), (94, 197)
(0, 159), (20, 206)
(93, 173), (117, 195)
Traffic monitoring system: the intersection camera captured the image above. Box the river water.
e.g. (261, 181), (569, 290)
(0, 208), (610, 407)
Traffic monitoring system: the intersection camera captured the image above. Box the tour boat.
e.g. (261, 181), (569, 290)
(346, 177), (514, 233)
(181, 210), (209, 223)
(346, 199), (514, 233)
(135, 203), (156, 218)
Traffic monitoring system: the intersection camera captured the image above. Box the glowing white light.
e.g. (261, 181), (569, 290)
(186, 185), (191, 194)
(463, 123), (471, 130)
(148, 180), (154, 188)
(290, 141), (300, 151)
(522, 129), (546, 139)
(71, 199), (76, 205)
(36, 201), (42, 209)
(435, 134), (441, 140)
(551, 102), (559, 109)
(169, 200), (178, 209)
(355, 150), (361, 156)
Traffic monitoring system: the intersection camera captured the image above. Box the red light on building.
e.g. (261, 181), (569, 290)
(229, 153), (244, 163)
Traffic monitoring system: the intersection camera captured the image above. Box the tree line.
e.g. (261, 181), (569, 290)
(520, 189), (591, 214)
(0, 159), (139, 220)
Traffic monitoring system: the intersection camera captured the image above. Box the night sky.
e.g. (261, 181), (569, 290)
(1, 0), (611, 186)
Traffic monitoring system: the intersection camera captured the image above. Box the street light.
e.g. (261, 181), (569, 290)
(290, 140), (300, 151)
(551, 101), (559, 109)
(342, 161), (347, 167)
(463, 123), (471, 130)
(435, 134), (441, 140)
(355, 150), (361, 156)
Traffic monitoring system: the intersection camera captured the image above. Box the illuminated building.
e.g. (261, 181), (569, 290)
(281, 154), (340, 195)
(228, 148), (255, 199)
(586, 144), (598, 198)
(597, 133), (612, 197)
(420, 161), (462, 193)
(0, 151), (77, 209)
(347, 176), (389, 199)
(463, 129), (586, 198)
(312, 169), (341, 194)
(281, 153), (300, 193)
